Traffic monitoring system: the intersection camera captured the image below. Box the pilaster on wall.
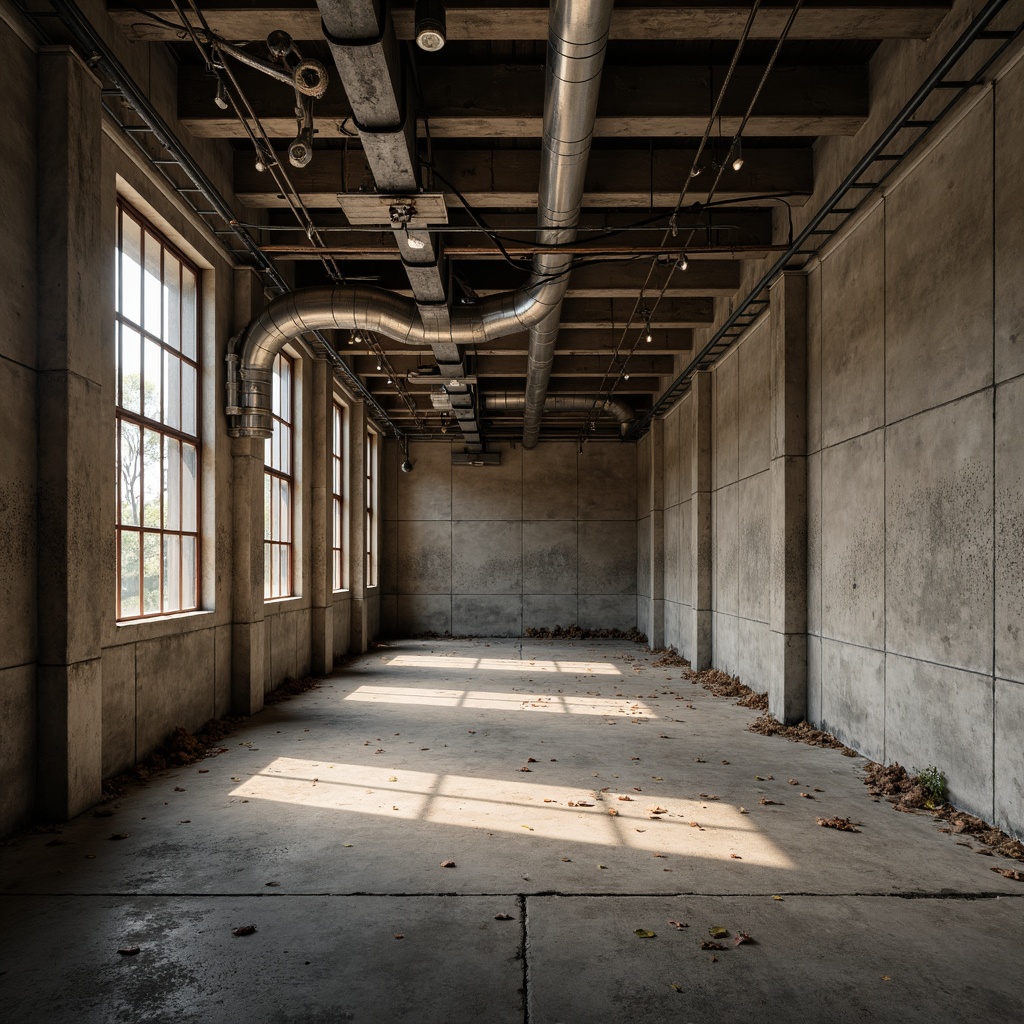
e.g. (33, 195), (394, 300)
(768, 273), (809, 722)
(230, 269), (267, 713)
(36, 48), (105, 819)
(309, 356), (334, 675)
(645, 419), (665, 648)
(690, 371), (713, 669)
(348, 399), (370, 652)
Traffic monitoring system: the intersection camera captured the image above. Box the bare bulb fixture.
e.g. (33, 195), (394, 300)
(731, 139), (744, 172)
(214, 80), (229, 110)
(624, 372), (630, 381)
(645, 326), (653, 344)
(678, 254), (689, 272)
(415, 0), (447, 51)
(401, 458), (414, 473)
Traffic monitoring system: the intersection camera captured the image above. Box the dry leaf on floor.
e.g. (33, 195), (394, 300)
(669, 983), (684, 992)
(653, 852), (666, 858)
(817, 816), (860, 832)
(265, 881), (280, 887)
(730, 854), (742, 860)
(518, 767), (532, 772)
(108, 833), (130, 841)
(759, 798), (783, 806)
(709, 927), (729, 939)
(560, 857), (572, 862)
(652, 776), (665, 781)
(618, 796), (632, 802)
(117, 946), (140, 956)
(991, 867), (1024, 881)
(788, 779), (799, 785)
(388, 777), (398, 782)
(734, 932), (755, 946)
(699, 794), (719, 800)
(649, 806), (668, 814)
(521, 825), (535, 831)
(494, 913), (514, 921)
(598, 864), (608, 869)
(543, 798), (556, 803)
(440, 860), (456, 868)
(668, 920), (687, 929)
(701, 941), (727, 951)
(527, 758), (537, 763)
(232, 925), (257, 937)
(576, 801), (594, 807)
(173, 787), (185, 792)
(800, 793), (815, 799)
(608, 808), (618, 816)
(772, 895), (785, 901)
(739, 807), (749, 814)
(634, 929), (656, 938)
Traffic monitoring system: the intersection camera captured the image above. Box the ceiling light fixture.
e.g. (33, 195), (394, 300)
(731, 138), (744, 172)
(678, 254), (689, 272)
(415, 0), (447, 52)
(214, 80), (229, 110)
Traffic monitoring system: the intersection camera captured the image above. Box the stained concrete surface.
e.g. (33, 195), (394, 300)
(2, 638), (1022, 1022)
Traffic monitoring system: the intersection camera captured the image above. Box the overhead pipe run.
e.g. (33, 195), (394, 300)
(228, 0), (616, 441)
(482, 393), (634, 438)
(521, 0), (614, 449)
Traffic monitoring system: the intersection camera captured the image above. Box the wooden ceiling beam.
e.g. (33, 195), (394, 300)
(180, 63), (867, 138)
(113, 2), (950, 43)
(234, 146), (813, 208)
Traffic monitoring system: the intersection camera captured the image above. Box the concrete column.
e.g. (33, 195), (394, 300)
(230, 270), (267, 713)
(230, 435), (267, 713)
(309, 356), (334, 675)
(349, 399), (369, 652)
(689, 371), (713, 669)
(647, 418), (665, 649)
(36, 48), (105, 819)
(768, 272), (808, 723)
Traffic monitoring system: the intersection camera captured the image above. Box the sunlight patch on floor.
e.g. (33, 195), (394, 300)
(385, 654), (621, 675)
(344, 686), (655, 716)
(229, 758), (793, 866)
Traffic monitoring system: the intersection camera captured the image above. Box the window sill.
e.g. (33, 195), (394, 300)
(112, 609), (216, 645)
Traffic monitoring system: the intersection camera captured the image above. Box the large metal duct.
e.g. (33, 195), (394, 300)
(229, 0), (616, 440)
(521, 0), (614, 449)
(482, 393), (633, 437)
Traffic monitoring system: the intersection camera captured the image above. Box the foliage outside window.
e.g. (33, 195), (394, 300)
(265, 352), (294, 598)
(332, 401), (347, 591)
(115, 201), (200, 620)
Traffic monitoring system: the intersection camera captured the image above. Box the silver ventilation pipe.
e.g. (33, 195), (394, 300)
(482, 393), (633, 438)
(229, 0), (615, 440)
(521, 0), (614, 449)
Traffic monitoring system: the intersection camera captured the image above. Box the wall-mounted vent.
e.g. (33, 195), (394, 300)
(452, 451), (501, 467)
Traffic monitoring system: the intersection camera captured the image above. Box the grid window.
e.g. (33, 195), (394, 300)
(365, 429), (378, 587)
(115, 201), (200, 620)
(332, 401), (347, 591)
(264, 352), (294, 598)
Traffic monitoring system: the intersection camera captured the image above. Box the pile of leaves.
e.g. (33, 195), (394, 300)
(863, 761), (931, 811)
(651, 649), (691, 668)
(265, 675), (321, 705)
(748, 713), (857, 755)
(691, 668), (768, 710)
(524, 625), (648, 642)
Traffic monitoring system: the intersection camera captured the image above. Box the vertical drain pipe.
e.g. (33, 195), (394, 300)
(522, 0), (615, 449)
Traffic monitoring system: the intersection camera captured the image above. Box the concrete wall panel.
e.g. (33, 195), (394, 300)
(821, 204), (885, 446)
(712, 612), (738, 678)
(885, 653), (993, 820)
(663, 503), (682, 605)
(714, 352), (739, 488)
(396, 521), (452, 594)
(807, 634), (822, 724)
(663, 404), (682, 508)
(885, 391), (994, 674)
(821, 430), (885, 649)
(397, 442), (452, 520)
(522, 444), (577, 520)
(578, 521), (636, 595)
(452, 595), (522, 637)
(995, 678), (1024, 839)
(678, 499), (693, 609)
(738, 472), (770, 623)
(523, 594), (577, 631)
(269, 609), (298, 687)
(738, 323), (770, 479)
(807, 449), (822, 637)
(0, 665), (35, 830)
(820, 639), (885, 763)
(135, 629), (216, 756)
(452, 521), (523, 594)
(636, 432), (652, 521)
(452, 447), (523, 520)
(524, 521), (578, 595)
(214, 624), (232, 717)
(578, 595), (637, 632)
(737, 616), (771, 690)
(636, 519), (652, 598)
(995, 377), (1024, 683)
(995, 57), (1024, 383)
(101, 644), (136, 777)
(713, 482), (739, 616)
(578, 444), (636, 520)
(806, 265), (822, 456)
(885, 98), (993, 422)
(397, 595), (451, 636)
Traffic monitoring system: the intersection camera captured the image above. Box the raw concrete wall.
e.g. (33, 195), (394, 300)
(0, 17), (39, 830)
(381, 441), (638, 637)
(662, 393), (695, 658)
(806, 64), (1024, 833)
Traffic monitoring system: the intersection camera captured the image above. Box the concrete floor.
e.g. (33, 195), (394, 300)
(1, 638), (1022, 1023)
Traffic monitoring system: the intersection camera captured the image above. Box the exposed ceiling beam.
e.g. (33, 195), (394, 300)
(360, 330), (695, 355)
(112, 2), (950, 43)
(179, 64), (867, 138)
(351, 354), (678, 376)
(233, 145), (813, 208)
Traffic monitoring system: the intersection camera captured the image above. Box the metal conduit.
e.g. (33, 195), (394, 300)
(482, 393), (633, 437)
(521, 0), (615, 449)
(231, 0), (615, 440)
